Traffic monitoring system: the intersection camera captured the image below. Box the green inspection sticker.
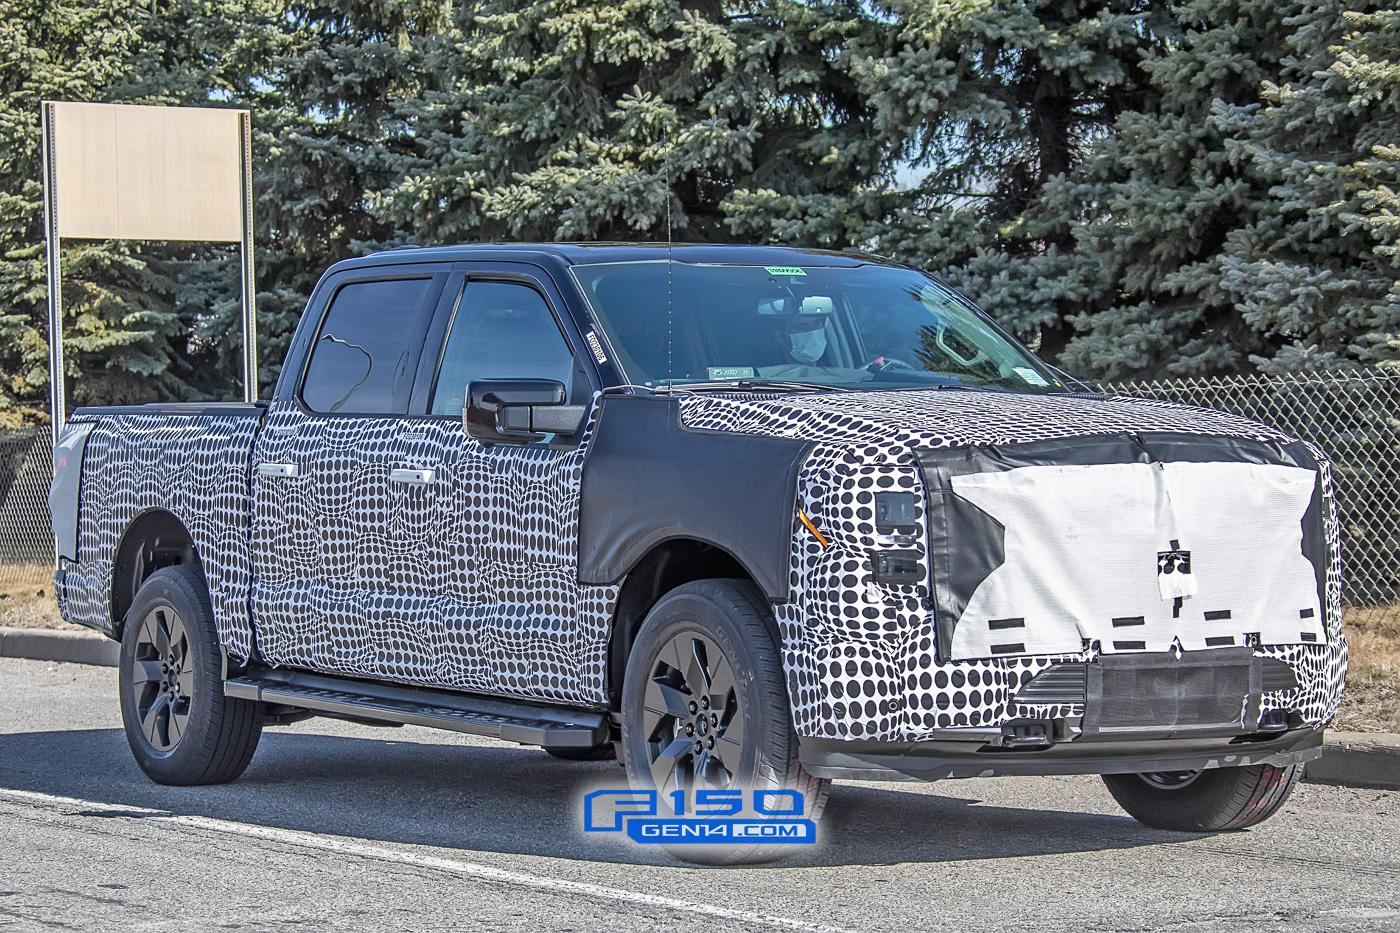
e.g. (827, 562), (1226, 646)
(763, 266), (807, 277)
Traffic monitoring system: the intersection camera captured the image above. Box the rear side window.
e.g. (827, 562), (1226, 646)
(430, 281), (578, 416)
(302, 278), (432, 414)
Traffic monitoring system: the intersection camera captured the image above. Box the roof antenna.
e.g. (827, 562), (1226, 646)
(664, 140), (674, 388)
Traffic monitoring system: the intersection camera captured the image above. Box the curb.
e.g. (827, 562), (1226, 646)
(0, 626), (118, 668)
(1304, 731), (1400, 791)
(0, 626), (1395, 790)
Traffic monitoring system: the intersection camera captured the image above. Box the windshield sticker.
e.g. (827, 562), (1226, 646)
(707, 366), (757, 381)
(1013, 367), (1049, 387)
(763, 266), (807, 277)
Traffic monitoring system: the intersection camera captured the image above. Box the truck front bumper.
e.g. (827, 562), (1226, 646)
(798, 725), (1324, 782)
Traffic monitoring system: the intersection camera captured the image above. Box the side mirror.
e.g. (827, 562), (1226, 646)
(465, 379), (585, 443)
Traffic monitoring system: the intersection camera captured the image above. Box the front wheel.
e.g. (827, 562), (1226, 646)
(620, 579), (829, 864)
(118, 565), (263, 785)
(1103, 762), (1301, 832)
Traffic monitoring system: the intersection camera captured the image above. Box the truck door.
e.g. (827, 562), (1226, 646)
(387, 265), (609, 704)
(249, 265), (448, 678)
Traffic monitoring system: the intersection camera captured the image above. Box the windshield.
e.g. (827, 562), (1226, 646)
(571, 262), (1062, 393)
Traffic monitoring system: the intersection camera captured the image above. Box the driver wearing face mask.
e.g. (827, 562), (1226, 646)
(752, 299), (875, 384)
(779, 315), (828, 365)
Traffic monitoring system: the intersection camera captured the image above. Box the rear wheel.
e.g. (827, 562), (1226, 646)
(1103, 762), (1301, 832)
(118, 565), (263, 785)
(620, 579), (829, 864)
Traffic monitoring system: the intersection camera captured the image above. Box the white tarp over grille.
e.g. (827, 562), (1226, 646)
(949, 461), (1325, 659)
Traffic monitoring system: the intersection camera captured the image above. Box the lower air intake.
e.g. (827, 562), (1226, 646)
(1083, 647), (1259, 736)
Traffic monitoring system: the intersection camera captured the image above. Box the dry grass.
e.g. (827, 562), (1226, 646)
(1334, 605), (1400, 733)
(3, 561), (1398, 731)
(0, 564), (60, 629)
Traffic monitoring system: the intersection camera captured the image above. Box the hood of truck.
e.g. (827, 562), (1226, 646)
(678, 388), (1332, 660)
(675, 387), (1290, 450)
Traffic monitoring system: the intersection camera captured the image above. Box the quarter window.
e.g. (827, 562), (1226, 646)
(302, 278), (433, 414)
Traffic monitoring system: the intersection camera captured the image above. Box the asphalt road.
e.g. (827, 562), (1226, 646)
(0, 657), (1396, 933)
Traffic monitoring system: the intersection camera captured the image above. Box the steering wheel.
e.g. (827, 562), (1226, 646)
(867, 356), (916, 372)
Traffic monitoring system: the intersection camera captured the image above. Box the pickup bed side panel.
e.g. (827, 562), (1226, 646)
(58, 409), (262, 660)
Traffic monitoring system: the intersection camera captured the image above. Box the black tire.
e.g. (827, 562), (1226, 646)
(620, 579), (830, 865)
(118, 565), (263, 785)
(546, 743), (617, 761)
(1103, 763), (1301, 832)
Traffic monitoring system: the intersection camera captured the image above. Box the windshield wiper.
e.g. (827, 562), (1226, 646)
(661, 379), (849, 394)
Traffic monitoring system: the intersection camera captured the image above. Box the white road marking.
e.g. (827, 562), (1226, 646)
(0, 787), (848, 933)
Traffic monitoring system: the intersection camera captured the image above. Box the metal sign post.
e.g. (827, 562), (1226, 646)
(40, 103), (65, 446)
(39, 101), (258, 435)
(238, 112), (258, 404)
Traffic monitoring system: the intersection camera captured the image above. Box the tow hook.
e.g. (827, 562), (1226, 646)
(1000, 720), (1053, 748)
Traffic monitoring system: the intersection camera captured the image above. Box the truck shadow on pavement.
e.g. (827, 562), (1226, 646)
(0, 726), (1201, 868)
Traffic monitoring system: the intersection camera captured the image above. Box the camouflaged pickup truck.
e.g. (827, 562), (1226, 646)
(50, 244), (1346, 862)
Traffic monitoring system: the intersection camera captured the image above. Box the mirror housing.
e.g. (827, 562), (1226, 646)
(465, 379), (585, 443)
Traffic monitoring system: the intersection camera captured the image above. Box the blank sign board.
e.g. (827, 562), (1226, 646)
(47, 101), (245, 242)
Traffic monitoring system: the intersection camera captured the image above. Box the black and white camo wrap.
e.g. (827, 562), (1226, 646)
(59, 386), (1346, 741)
(58, 412), (260, 660)
(678, 388), (1348, 742)
(247, 401), (618, 705)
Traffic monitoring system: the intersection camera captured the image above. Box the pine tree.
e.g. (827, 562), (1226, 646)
(247, 1), (444, 387)
(0, 1), (150, 418)
(724, 0), (1169, 360)
(1213, 1), (1400, 372)
(1059, 0), (1305, 379)
(372, 0), (888, 248)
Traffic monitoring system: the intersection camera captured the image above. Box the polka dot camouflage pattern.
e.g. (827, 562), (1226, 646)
(1258, 444), (1348, 725)
(249, 401), (618, 705)
(680, 388), (1346, 742)
(57, 412), (260, 660)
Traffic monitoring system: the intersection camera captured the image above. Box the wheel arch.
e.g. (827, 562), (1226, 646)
(111, 508), (206, 635)
(604, 537), (768, 711)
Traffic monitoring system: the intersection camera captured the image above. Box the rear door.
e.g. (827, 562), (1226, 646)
(249, 264), (448, 678)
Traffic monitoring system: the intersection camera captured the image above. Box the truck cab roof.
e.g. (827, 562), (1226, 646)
(329, 242), (892, 275)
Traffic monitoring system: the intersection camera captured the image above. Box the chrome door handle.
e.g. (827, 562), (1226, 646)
(257, 462), (298, 479)
(389, 467), (436, 486)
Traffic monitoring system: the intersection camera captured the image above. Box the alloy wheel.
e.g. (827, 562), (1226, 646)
(641, 630), (743, 796)
(1137, 769), (1202, 791)
(130, 605), (194, 752)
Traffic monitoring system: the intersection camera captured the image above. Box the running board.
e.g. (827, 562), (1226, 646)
(224, 668), (608, 749)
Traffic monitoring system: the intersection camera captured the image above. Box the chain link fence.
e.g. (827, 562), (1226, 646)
(1, 369), (1397, 630)
(0, 428), (56, 627)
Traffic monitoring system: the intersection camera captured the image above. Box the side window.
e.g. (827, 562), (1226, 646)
(301, 278), (433, 414)
(430, 280), (578, 416)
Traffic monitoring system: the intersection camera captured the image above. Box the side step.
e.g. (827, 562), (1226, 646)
(224, 668), (609, 749)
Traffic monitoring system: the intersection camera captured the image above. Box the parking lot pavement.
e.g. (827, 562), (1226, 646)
(0, 657), (1396, 933)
